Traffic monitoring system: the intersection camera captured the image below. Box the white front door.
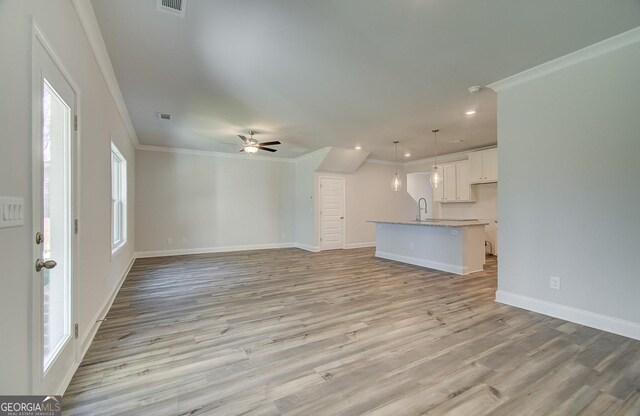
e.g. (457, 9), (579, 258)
(32, 34), (77, 394)
(320, 177), (345, 250)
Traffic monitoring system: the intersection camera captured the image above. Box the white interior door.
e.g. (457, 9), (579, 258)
(320, 177), (345, 250)
(32, 34), (77, 395)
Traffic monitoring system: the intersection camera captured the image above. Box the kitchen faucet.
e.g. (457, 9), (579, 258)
(417, 198), (427, 221)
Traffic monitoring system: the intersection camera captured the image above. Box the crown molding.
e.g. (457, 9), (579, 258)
(404, 145), (497, 167)
(137, 144), (300, 162)
(489, 26), (640, 92)
(71, 0), (139, 147)
(136, 144), (499, 169)
(137, 144), (334, 163)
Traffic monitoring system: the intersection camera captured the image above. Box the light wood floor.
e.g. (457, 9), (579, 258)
(64, 248), (640, 415)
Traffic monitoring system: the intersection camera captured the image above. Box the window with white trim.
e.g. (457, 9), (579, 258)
(111, 143), (127, 254)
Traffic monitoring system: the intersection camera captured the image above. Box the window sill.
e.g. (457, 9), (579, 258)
(111, 241), (126, 259)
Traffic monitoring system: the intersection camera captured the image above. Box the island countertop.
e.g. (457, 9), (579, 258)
(368, 219), (489, 228)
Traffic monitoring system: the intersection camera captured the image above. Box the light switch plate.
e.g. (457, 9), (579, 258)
(0, 196), (25, 228)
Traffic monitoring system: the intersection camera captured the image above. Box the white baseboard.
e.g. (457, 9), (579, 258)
(78, 255), (135, 352)
(135, 243), (295, 258)
(60, 255), (135, 396)
(345, 242), (376, 249)
(56, 360), (79, 396)
(375, 250), (474, 275)
(496, 290), (640, 341)
(136, 242), (374, 256)
(293, 243), (321, 252)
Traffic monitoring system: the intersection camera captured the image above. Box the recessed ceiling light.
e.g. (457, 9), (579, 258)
(355, 145), (362, 150)
(465, 110), (476, 116)
(404, 152), (411, 158)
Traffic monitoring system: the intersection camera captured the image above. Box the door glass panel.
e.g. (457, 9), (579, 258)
(111, 155), (121, 245)
(42, 79), (71, 370)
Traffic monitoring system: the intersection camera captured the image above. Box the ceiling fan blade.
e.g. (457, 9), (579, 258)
(259, 141), (281, 146)
(259, 147), (277, 152)
(238, 135), (248, 141)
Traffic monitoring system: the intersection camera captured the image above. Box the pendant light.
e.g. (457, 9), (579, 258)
(429, 129), (442, 189)
(391, 140), (402, 192)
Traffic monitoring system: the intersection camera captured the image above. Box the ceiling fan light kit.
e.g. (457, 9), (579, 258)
(238, 131), (281, 153)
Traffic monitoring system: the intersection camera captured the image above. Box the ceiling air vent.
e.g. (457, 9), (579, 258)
(158, 113), (171, 120)
(157, 0), (187, 18)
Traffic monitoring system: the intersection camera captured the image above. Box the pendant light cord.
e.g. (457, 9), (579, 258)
(432, 129), (439, 166)
(393, 140), (399, 174)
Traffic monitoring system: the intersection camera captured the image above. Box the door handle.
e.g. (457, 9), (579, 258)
(340, 216), (344, 219)
(35, 259), (57, 272)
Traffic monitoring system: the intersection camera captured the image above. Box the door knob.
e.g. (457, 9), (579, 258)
(35, 259), (57, 272)
(340, 216), (344, 219)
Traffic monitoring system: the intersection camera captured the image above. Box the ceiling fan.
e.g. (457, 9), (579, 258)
(238, 131), (281, 153)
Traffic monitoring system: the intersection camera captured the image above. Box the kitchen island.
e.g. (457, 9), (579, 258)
(368, 220), (489, 275)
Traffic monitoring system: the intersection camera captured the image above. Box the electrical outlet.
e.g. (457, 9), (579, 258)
(181, 237), (186, 243)
(281, 232), (286, 239)
(167, 238), (173, 245)
(550, 276), (561, 290)
(409, 242), (415, 250)
(451, 229), (459, 236)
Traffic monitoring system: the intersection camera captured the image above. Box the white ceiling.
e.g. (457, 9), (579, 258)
(92, 0), (640, 160)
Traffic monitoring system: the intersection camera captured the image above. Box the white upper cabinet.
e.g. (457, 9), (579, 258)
(433, 160), (475, 203)
(468, 148), (498, 184)
(469, 152), (484, 183)
(443, 164), (457, 202)
(483, 148), (498, 182)
(455, 161), (471, 201)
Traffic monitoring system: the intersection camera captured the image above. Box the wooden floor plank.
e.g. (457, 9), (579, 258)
(64, 248), (640, 415)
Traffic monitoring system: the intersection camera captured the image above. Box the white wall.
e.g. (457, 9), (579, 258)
(496, 34), (640, 336)
(342, 162), (413, 247)
(135, 149), (294, 255)
(0, 0), (136, 394)
(294, 149), (330, 250)
(134, 150), (411, 254)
